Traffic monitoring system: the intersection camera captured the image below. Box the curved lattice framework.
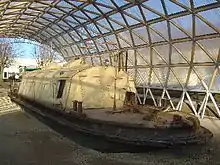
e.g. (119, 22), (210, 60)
(0, 0), (220, 118)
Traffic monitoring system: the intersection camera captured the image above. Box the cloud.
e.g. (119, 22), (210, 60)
(13, 57), (38, 67)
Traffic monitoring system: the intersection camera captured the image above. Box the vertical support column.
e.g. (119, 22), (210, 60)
(143, 88), (149, 104)
(125, 51), (128, 72)
(159, 89), (166, 107)
(121, 51), (124, 71)
(113, 52), (118, 111)
(201, 93), (209, 119)
(134, 49), (137, 83)
(134, 49), (138, 104)
(186, 91), (198, 116)
(165, 90), (175, 109)
(176, 91), (186, 111)
(132, 49), (142, 104)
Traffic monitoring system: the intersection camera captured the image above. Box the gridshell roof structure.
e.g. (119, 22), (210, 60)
(0, 0), (220, 118)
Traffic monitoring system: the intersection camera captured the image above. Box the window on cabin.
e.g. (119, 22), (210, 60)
(3, 72), (7, 78)
(57, 80), (66, 98)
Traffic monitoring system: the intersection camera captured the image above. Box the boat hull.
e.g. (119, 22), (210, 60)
(9, 94), (213, 149)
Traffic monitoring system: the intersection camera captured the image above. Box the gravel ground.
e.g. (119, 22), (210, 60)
(0, 109), (219, 165)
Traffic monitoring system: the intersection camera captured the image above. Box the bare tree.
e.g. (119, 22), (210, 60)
(0, 39), (16, 80)
(33, 43), (64, 67)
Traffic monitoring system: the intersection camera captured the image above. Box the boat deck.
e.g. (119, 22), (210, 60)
(85, 109), (146, 125)
(84, 108), (194, 129)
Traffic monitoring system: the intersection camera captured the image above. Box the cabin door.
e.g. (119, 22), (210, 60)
(55, 79), (69, 110)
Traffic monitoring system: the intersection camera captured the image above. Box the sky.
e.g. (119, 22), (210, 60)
(13, 42), (36, 59)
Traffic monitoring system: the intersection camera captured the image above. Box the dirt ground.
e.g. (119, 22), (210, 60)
(0, 108), (219, 165)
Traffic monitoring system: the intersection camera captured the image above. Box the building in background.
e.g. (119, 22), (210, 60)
(3, 58), (38, 81)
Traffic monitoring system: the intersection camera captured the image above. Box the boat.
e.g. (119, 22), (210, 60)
(9, 57), (213, 148)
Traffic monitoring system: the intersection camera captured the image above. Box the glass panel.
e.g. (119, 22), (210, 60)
(124, 6), (143, 20)
(95, 38), (108, 52)
(194, 44), (213, 63)
(171, 14), (192, 35)
(154, 67), (168, 86)
(176, 0), (190, 7)
(96, 18), (111, 33)
(152, 48), (166, 65)
(63, 33), (73, 43)
(84, 10), (99, 19)
(104, 35), (119, 50)
(132, 33), (146, 45)
(167, 70), (182, 89)
(187, 70), (205, 90)
(42, 13), (57, 20)
(151, 21), (169, 40)
(96, 0), (115, 7)
(57, 1), (73, 12)
(127, 50), (135, 66)
(65, 16), (79, 26)
(173, 42), (192, 62)
(151, 71), (162, 87)
(77, 27), (89, 39)
(193, 0), (216, 8)
(195, 16), (216, 36)
(50, 24), (63, 33)
(171, 46), (188, 64)
(65, 46), (74, 56)
(75, 11), (88, 19)
(194, 66), (215, 88)
(143, 0), (165, 15)
(71, 45), (81, 55)
(165, 1), (185, 15)
(149, 28), (166, 42)
(95, 3), (113, 13)
(154, 45), (170, 63)
(136, 68), (150, 86)
(68, 1), (84, 6)
(118, 31), (132, 47)
(86, 23), (99, 37)
(47, 27), (58, 36)
(137, 48), (151, 63)
(199, 38), (220, 62)
(114, 0), (128, 7)
(109, 13), (126, 26)
(211, 71), (220, 91)
(118, 37), (130, 48)
(172, 67), (189, 86)
(109, 19), (123, 30)
(198, 8), (220, 28)
(57, 36), (67, 46)
(132, 26), (149, 44)
(69, 30), (81, 41)
(84, 4), (101, 14)
(124, 14), (140, 26)
(170, 23), (188, 39)
(141, 6), (160, 20)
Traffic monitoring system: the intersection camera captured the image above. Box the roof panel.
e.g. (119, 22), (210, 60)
(143, 0), (165, 15)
